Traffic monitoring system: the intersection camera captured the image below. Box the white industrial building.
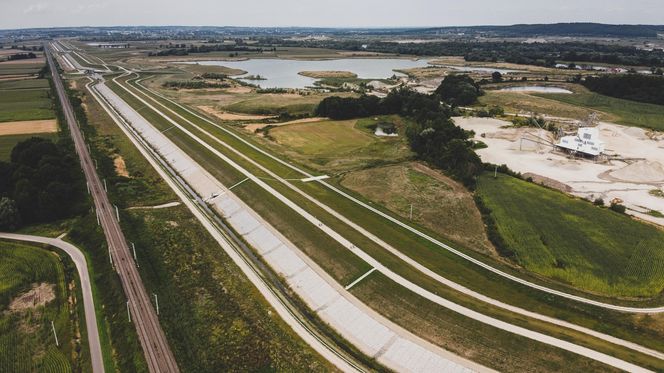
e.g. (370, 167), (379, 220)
(556, 127), (605, 157)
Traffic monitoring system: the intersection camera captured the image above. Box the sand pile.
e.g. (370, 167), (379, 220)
(609, 161), (664, 183)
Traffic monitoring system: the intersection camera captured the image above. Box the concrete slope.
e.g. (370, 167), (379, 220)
(0, 233), (105, 373)
(95, 80), (491, 373)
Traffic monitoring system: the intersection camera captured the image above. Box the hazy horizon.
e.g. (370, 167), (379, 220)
(2, 0), (664, 30)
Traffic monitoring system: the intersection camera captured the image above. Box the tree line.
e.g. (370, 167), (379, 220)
(0, 138), (87, 230)
(262, 38), (664, 68)
(582, 74), (664, 106)
(148, 44), (268, 57)
(316, 75), (483, 186)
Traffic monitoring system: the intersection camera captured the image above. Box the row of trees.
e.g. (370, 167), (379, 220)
(6, 52), (37, 61)
(148, 44), (268, 57)
(0, 138), (87, 230)
(316, 75), (484, 186)
(582, 74), (664, 106)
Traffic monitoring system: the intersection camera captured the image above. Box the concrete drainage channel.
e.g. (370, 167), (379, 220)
(90, 78), (488, 373)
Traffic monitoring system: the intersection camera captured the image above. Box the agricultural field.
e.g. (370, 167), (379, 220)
(265, 115), (413, 172)
(0, 83), (55, 122)
(476, 173), (664, 298)
(0, 242), (88, 372)
(340, 161), (494, 255)
(0, 75), (57, 161)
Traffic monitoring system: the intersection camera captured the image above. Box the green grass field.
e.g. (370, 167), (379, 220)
(536, 92), (664, 131)
(477, 173), (664, 297)
(268, 115), (413, 172)
(0, 63), (43, 76)
(0, 242), (81, 372)
(0, 79), (49, 90)
(0, 80), (55, 123)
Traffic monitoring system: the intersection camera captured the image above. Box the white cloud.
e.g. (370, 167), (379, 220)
(23, 2), (49, 14)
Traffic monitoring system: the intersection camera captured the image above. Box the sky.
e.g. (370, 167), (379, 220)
(1, 0), (663, 30)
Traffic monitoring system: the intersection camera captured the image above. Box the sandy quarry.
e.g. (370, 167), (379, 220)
(0, 119), (58, 136)
(454, 117), (664, 225)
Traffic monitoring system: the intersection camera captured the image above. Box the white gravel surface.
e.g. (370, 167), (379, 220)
(455, 117), (664, 225)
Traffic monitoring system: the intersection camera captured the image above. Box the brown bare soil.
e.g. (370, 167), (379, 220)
(0, 119), (58, 135)
(114, 155), (129, 177)
(244, 117), (326, 133)
(197, 105), (275, 120)
(9, 283), (56, 312)
(298, 71), (357, 79)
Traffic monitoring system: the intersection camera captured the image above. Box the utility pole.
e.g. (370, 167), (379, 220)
(51, 321), (59, 346)
(95, 209), (100, 226)
(131, 242), (139, 267)
(154, 293), (159, 315)
(114, 204), (120, 222)
(126, 301), (131, 323)
(103, 179), (107, 192)
(94, 159), (98, 169)
(409, 204), (413, 220)
(494, 164), (498, 178)
(86, 181), (90, 194)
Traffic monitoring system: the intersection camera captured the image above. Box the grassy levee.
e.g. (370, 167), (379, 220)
(534, 92), (664, 131)
(351, 272), (620, 373)
(0, 241), (87, 372)
(477, 173), (664, 297)
(113, 76), (664, 370)
(83, 78), (340, 371)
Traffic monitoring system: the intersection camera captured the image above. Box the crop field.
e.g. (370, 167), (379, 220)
(112, 75), (664, 369)
(340, 162), (494, 255)
(534, 92), (664, 131)
(0, 62), (43, 76)
(266, 115), (413, 172)
(476, 173), (664, 298)
(0, 242), (81, 372)
(0, 79), (55, 123)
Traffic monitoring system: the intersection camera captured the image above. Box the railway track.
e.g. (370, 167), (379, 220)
(46, 46), (179, 373)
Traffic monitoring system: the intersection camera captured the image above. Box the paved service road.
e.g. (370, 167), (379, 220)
(46, 47), (179, 373)
(0, 233), (105, 373)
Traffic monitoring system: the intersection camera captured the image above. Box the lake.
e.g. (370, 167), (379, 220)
(182, 58), (431, 88)
(499, 86), (573, 94)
